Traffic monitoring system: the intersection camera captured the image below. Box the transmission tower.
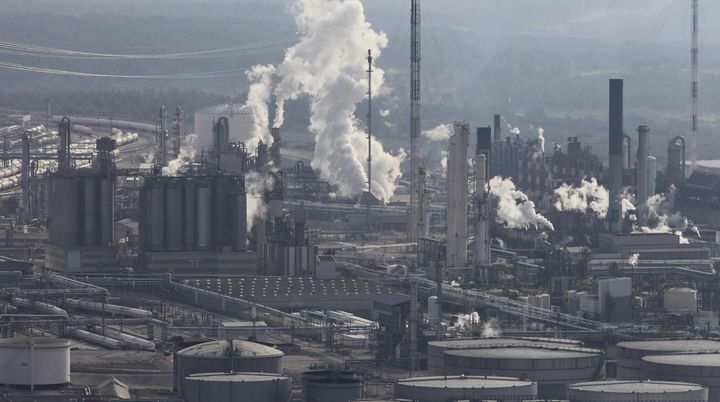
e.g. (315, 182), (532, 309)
(409, 0), (421, 242)
(691, 0), (699, 169)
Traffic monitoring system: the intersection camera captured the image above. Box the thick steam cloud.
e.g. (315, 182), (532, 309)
(243, 0), (404, 200)
(489, 176), (554, 231)
(554, 178), (609, 218)
(162, 134), (197, 176)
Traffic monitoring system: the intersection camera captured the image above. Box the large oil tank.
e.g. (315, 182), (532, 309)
(302, 371), (362, 402)
(148, 182), (165, 251)
(568, 380), (707, 402)
(614, 339), (720, 380)
(639, 354), (720, 401)
(427, 337), (582, 375)
(195, 184), (213, 250)
(442, 345), (605, 399)
(174, 340), (283, 392)
(394, 375), (537, 402)
(182, 372), (291, 402)
(0, 337), (71, 387)
(182, 180), (196, 250)
(82, 177), (97, 246)
(164, 183), (183, 251)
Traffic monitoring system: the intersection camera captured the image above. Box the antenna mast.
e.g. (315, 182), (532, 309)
(409, 0), (421, 242)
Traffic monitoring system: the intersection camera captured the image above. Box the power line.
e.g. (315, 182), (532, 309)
(0, 60), (249, 79)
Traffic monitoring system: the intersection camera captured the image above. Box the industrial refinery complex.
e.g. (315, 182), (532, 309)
(1, 1), (720, 402)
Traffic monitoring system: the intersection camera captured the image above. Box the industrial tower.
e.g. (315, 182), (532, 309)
(366, 49), (373, 230)
(691, 0), (699, 169)
(409, 0), (421, 242)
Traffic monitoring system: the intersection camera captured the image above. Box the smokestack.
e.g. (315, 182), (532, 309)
(609, 79), (624, 232)
(474, 127), (492, 282)
(637, 125), (650, 226)
(493, 114), (502, 142)
(446, 123), (469, 269)
(648, 156), (657, 197)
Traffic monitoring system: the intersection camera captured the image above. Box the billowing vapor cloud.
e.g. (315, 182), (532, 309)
(162, 134), (197, 176)
(243, 65), (276, 152)
(422, 123), (453, 141)
(554, 178), (609, 218)
(639, 186), (697, 242)
(537, 127), (545, 153)
(489, 176), (554, 231)
(245, 172), (270, 233)
(263, 0), (403, 200)
(628, 253), (640, 268)
(420, 123), (452, 172)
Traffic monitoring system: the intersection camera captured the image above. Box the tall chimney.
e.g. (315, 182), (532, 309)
(637, 126), (650, 226)
(648, 156), (657, 197)
(474, 127), (492, 282)
(493, 114), (502, 142)
(609, 79), (624, 232)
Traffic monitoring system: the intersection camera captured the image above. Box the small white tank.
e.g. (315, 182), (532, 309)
(0, 337), (71, 387)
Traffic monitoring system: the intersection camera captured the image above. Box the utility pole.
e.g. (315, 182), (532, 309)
(366, 49), (373, 231)
(409, 0), (421, 242)
(691, 0), (699, 170)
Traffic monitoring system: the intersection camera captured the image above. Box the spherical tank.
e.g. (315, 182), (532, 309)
(442, 346), (605, 399)
(174, 340), (283, 392)
(394, 375), (537, 402)
(614, 339), (720, 380)
(182, 372), (291, 402)
(640, 354), (720, 401)
(302, 371), (362, 402)
(568, 380), (707, 402)
(0, 337), (71, 387)
(427, 337), (582, 375)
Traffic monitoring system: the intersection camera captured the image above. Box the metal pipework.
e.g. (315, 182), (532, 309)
(214, 117), (230, 175)
(20, 131), (31, 225)
(623, 133), (632, 169)
(637, 126), (650, 227)
(58, 116), (71, 172)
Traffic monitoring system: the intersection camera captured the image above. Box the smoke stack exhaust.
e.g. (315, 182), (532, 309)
(493, 114), (502, 142)
(609, 79), (624, 232)
(637, 125), (650, 226)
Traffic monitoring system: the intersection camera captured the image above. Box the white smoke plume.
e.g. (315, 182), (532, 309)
(628, 253), (640, 268)
(162, 134), (197, 176)
(453, 312), (480, 331)
(245, 171), (270, 232)
(639, 186), (695, 243)
(243, 64), (276, 152)
(537, 127), (545, 153)
(482, 318), (502, 338)
(489, 176), (554, 231)
(554, 178), (609, 218)
(420, 123), (452, 172)
(264, 0), (403, 200)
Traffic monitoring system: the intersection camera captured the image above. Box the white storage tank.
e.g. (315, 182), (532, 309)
(0, 337), (71, 387)
(427, 337), (582, 375)
(193, 104), (253, 151)
(640, 354), (720, 401)
(567, 380), (708, 402)
(394, 375), (537, 402)
(302, 370), (362, 402)
(182, 372), (291, 402)
(174, 340), (283, 392)
(614, 339), (720, 380)
(441, 345), (605, 399)
(664, 287), (697, 314)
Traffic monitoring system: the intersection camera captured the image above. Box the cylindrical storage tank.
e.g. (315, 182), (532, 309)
(82, 177), (97, 246)
(195, 185), (213, 250)
(182, 372), (291, 402)
(232, 190), (247, 251)
(614, 340), (720, 380)
(182, 180), (196, 251)
(149, 182), (165, 251)
(427, 296), (439, 322)
(0, 338), (71, 387)
(302, 371), (362, 402)
(568, 380), (707, 402)
(164, 183), (183, 251)
(174, 340), (283, 392)
(664, 287), (697, 314)
(427, 338), (582, 375)
(394, 375), (537, 402)
(442, 346), (605, 399)
(640, 354), (720, 402)
(98, 177), (114, 247)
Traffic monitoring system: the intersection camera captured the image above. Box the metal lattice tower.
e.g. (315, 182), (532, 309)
(409, 0), (421, 242)
(691, 0), (699, 169)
